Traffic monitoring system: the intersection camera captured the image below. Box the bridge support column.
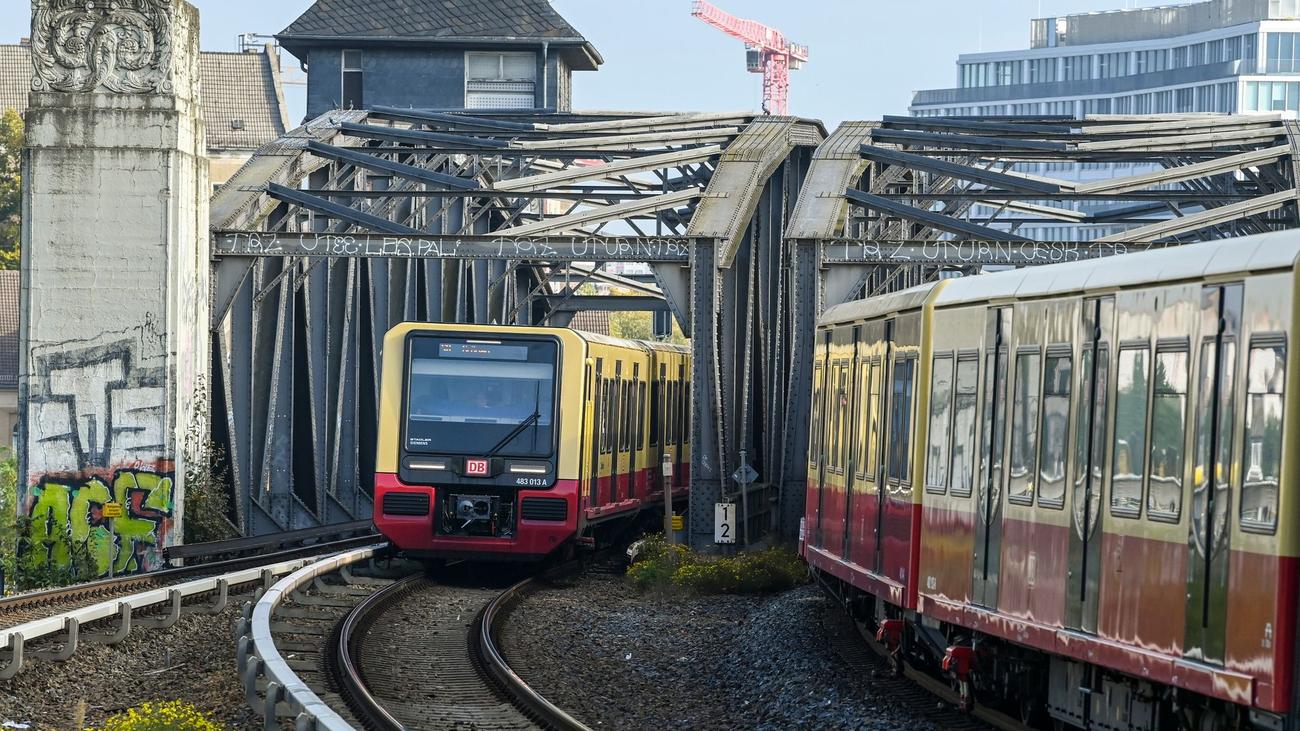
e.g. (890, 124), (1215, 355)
(20, 0), (210, 574)
(687, 239), (723, 551)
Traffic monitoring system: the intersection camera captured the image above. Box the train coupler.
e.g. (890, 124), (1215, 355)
(942, 645), (977, 713)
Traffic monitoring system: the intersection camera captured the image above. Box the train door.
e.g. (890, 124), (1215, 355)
(584, 360), (597, 510)
(614, 362), (628, 502)
(973, 308), (1011, 608)
(1066, 298), (1112, 633)
(842, 329), (862, 559)
(871, 320), (896, 574)
(630, 363), (641, 499)
(1184, 283), (1242, 665)
(589, 359), (605, 508)
(814, 332), (831, 545)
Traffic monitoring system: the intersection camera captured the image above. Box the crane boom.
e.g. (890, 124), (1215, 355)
(690, 0), (808, 116)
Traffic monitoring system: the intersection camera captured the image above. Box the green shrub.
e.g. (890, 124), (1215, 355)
(626, 534), (807, 595)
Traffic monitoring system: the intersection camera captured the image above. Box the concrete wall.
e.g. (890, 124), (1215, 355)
(304, 45), (571, 118)
(20, 0), (210, 575)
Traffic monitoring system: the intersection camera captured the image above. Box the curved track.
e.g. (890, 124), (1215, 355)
(332, 570), (591, 731)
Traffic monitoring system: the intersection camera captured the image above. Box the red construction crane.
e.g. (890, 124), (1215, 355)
(691, 0), (809, 116)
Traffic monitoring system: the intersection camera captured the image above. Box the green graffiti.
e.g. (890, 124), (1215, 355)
(25, 469), (175, 576)
(28, 482), (73, 568)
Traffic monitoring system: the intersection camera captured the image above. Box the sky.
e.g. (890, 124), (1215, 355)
(0, 0), (1197, 128)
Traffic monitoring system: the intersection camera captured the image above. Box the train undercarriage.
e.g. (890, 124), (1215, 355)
(814, 568), (1281, 731)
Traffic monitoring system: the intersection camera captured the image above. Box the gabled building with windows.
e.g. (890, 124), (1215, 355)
(276, 0), (603, 119)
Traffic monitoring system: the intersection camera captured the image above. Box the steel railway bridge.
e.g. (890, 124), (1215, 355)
(210, 109), (1300, 547)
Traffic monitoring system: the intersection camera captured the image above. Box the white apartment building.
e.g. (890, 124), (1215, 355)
(911, 0), (1300, 119)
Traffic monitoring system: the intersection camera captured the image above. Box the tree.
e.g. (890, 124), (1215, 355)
(0, 109), (21, 270)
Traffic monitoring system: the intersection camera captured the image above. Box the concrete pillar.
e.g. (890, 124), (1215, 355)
(20, 0), (209, 576)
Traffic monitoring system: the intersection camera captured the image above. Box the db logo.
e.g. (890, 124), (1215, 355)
(465, 459), (490, 476)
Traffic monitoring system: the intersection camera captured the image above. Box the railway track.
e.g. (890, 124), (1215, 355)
(247, 550), (595, 731)
(0, 528), (377, 628)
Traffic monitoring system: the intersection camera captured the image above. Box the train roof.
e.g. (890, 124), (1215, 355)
(821, 281), (943, 326)
(935, 230), (1300, 307)
(570, 328), (689, 354)
(822, 230), (1300, 327)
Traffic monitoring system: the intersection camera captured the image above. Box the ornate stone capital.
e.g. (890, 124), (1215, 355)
(31, 0), (175, 95)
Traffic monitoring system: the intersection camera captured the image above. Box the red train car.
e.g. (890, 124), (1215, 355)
(803, 235), (1300, 730)
(375, 324), (689, 561)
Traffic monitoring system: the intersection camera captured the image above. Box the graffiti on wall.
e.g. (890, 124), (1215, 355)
(23, 333), (173, 575)
(26, 468), (173, 575)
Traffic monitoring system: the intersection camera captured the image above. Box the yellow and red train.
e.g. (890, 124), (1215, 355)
(374, 323), (689, 561)
(803, 233), (1300, 730)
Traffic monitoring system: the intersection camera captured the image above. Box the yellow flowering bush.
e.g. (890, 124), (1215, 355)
(627, 534), (807, 595)
(91, 701), (224, 731)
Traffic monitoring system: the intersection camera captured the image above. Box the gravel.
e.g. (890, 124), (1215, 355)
(500, 573), (973, 731)
(0, 600), (258, 730)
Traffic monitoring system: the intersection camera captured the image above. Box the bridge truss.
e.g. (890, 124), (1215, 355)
(211, 110), (1300, 544)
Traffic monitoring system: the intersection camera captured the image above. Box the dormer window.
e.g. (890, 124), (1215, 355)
(465, 52), (537, 110)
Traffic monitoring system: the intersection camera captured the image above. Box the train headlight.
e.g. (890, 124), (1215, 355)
(508, 462), (551, 475)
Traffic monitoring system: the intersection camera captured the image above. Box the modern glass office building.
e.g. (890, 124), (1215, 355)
(911, 0), (1300, 119)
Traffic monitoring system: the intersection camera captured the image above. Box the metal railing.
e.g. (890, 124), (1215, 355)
(0, 554), (319, 680)
(235, 546), (381, 731)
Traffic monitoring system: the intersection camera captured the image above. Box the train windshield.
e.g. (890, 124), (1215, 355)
(405, 338), (558, 458)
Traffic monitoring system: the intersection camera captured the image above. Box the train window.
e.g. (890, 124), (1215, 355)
(1147, 348), (1189, 521)
(1037, 353), (1071, 509)
(866, 360), (882, 482)
(608, 379), (619, 454)
(405, 337), (558, 458)
(650, 378), (661, 447)
(638, 381), (647, 450)
(810, 363), (823, 467)
(1074, 345), (1109, 518)
(949, 356), (979, 497)
(599, 379), (611, 454)
(682, 379), (691, 443)
(1009, 351), (1042, 505)
(855, 361), (877, 482)
(623, 380), (634, 452)
(925, 355), (955, 494)
(1111, 347), (1150, 517)
(887, 357), (916, 483)
(1242, 341), (1285, 533)
(837, 361), (847, 468)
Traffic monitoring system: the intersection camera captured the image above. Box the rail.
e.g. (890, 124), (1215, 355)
(164, 520), (375, 562)
(478, 576), (594, 731)
(236, 545), (382, 731)
(332, 574), (419, 730)
(0, 552), (322, 680)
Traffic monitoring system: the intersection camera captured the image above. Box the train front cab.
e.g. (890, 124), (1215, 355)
(374, 324), (586, 560)
(374, 324), (690, 561)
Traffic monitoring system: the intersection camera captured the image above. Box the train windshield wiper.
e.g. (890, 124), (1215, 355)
(484, 382), (543, 459)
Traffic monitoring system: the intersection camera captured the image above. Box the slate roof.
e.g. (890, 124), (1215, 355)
(0, 45), (289, 152)
(0, 270), (18, 391)
(277, 0), (601, 68)
(199, 51), (291, 151)
(0, 46), (26, 117)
